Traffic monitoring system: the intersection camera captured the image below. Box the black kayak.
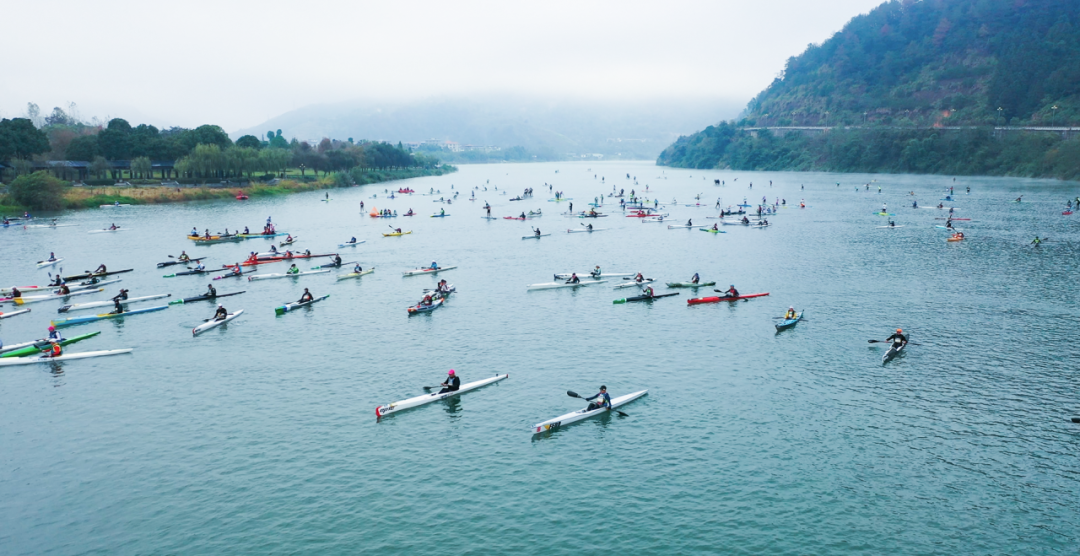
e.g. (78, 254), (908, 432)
(614, 292), (680, 304)
(169, 291), (245, 305)
(63, 269), (134, 281)
(157, 257), (206, 268)
(313, 260), (353, 269)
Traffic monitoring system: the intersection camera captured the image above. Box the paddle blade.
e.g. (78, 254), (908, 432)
(566, 391), (581, 398)
(613, 298), (626, 304)
(1072, 417), (1080, 423)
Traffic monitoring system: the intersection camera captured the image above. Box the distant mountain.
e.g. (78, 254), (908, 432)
(235, 96), (742, 160)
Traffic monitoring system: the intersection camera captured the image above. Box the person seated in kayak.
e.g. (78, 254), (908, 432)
(642, 285), (655, 298)
(1015, 196), (1023, 202)
(437, 279), (449, 293)
(419, 294), (434, 307)
(112, 289), (129, 301)
(206, 284), (217, 297)
(720, 285), (739, 298)
(94, 264), (107, 274)
(58, 283), (71, 295)
(784, 306), (797, 320)
(741, 216), (750, 224)
(1032, 236), (1042, 245)
(178, 251), (190, 262)
(586, 223), (594, 231)
(298, 288), (314, 303)
(243, 226), (250, 234)
(711, 223), (719, 231)
(566, 273), (581, 284)
(283, 250), (294, 258)
(936, 203), (944, 209)
(591, 266), (602, 277)
(685, 219), (693, 227)
(691, 273), (700, 284)
(190, 227), (199, 236)
(49, 275), (63, 286)
(332, 254), (343, 266)
(214, 304), (228, 321)
(519, 212), (526, 219)
(347, 237), (357, 244)
(585, 386), (611, 411)
(285, 234), (294, 243)
(912, 201), (918, 208)
(41, 340), (63, 359)
(953, 232), (965, 240)
(109, 298), (125, 314)
(633, 273), (645, 283)
(948, 207), (955, 214)
(230, 263), (243, 275)
(204, 230), (212, 239)
(109, 223), (119, 230)
(47, 252), (57, 262)
(438, 369), (461, 394)
(882, 203), (887, 212)
(429, 261), (439, 270)
(193, 262), (206, 271)
(440, 208), (445, 216)
(287, 264), (300, 275)
(888, 220), (896, 227)
(353, 263), (363, 273)
(534, 228), (541, 237)
(394, 228), (402, 234)
(885, 329), (907, 349)
(761, 218), (769, 226)
(48, 325), (63, 342)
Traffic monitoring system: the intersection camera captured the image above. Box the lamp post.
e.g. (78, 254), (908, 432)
(863, 111), (868, 125)
(824, 111), (830, 128)
(1051, 105), (1059, 127)
(997, 107), (1003, 126)
(299, 163), (306, 177)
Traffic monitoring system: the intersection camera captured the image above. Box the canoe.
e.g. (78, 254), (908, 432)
(0, 349), (133, 367)
(407, 297), (445, 314)
(0, 308), (31, 319)
(613, 292), (679, 304)
(157, 257), (206, 268)
(554, 272), (633, 280)
(192, 309), (244, 336)
(52, 305), (169, 327)
(0, 331), (102, 358)
(775, 311), (803, 330)
(337, 268), (375, 280)
(528, 280), (609, 290)
(248, 269), (330, 281)
(883, 339), (907, 363)
(275, 294), (329, 315)
(337, 241), (367, 247)
(382, 231), (412, 237)
(163, 268), (214, 277)
(168, 291), (245, 305)
(62, 269), (133, 281)
(666, 281), (716, 288)
(403, 266), (456, 277)
(14, 288), (104, 305)
(686, 292), (770, 305)
(567, 228), (606, 233)
(522, 234), (551, 239)
(376, 374), (509, 417)
(532, 390), (648, 434)
(36, 258), (64, 268)
(60, 293), (171, 312)
(613, 279), (654, 289)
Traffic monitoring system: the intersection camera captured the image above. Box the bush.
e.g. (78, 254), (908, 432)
(9, 171), (66, 211)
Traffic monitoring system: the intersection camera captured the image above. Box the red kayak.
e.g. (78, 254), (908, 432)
(504, 216), (526, 220)
(687, 292), (770, 305)
(240, 253), (334, 266)
(1064, 211), (1073, 216)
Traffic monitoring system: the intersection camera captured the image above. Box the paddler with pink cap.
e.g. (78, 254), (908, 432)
(438, 369), (461, 394)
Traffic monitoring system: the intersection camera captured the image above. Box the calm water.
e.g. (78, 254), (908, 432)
(2, 162), (1078, 554)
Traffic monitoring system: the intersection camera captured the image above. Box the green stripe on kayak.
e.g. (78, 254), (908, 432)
(0, 331), (102, 358)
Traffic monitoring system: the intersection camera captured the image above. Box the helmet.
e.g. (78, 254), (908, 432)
(789, 306), (794, 309)
(730, 285), (735, 288)
(599, 385), (607, 390)
(896, 328), (902, 333)
(448, 369), (455, 375)
(48, 326), (55, 331)
(218, 304), (224, 308)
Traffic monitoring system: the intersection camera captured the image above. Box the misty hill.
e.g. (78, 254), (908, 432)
(236, 97), (741, 161)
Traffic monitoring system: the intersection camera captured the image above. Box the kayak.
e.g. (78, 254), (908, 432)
(613, 279), (654, 289)
(382, 231), (412, 237)
(1064, 211), (1073, 216)
(532, 390), (648, 434)
(337, 268), (375, 280)
(687, 292), (770, 305)
(934, 225), (963, 231)
(567, 228), (605, 233)
(934, 217), (971, 220)
(548, 198), (573, 202)
(403, 266), (457, 277)
(775, 311), (803, 330)
(613, 292), (679, 304)
(212, 270), (251, 280)
(0, 349), (134, 367)
(0, 331), (102, 358)
(248, 269), (330, 281)
(522, 234), (551, 239)
(192, 309), (244, 336)
(195, 236), (244, 245)
(407, 297), (445, 314)
(168, 291), (245, 305)
(554, 272), (634, 279)
(883, 339), (907, 363)
(63, 269), (133, 281)
(699, 228), (726, 234)
(947, 236), (965, 242)
(876, 226), (906, 228)
(311, 261), (354, 269)
(237, 232), (289, 239)
(2, 279), (112, 300)
(873, 212), (894, 216)
(163, 268), (214, 277)
(241, 253), (334, 266)
(88, 228), (125, 234)
(279, 236), (299, 246)
(36, 258), (64, 268)
(528, 280), (609, 290)
(0, 308), (31, 319)
(275, 294), (329, 315)
(60, 293), (171, 312)
(14, 288), (104, 305)
(430, 214), (450, 217)
(666, 281), (715, 288)
(423, 284), (455, 299)
(667, 225), (705, 229)
(52, 305), (169, 327)
(750, 223), (771, 228)
(376, 374), (509, 417)
(100, 204), (131, 207)
(187, 234), (236, 241)
(338, 241), (367, 247)
(157, 257), (206, 268)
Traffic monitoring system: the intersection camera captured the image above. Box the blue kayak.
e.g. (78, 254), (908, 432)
(775, 311), (803, 330)
(52, 305), (169, 328)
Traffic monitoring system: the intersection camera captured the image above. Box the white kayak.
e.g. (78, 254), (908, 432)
(0, 349), (133, 367)
(69, 279), (122, 291)
(641, 217), (666, 223)
(58, 293), (171, 313)
(522, 234), (551, 239)
(554, 272), (633, 279)
(192, 309), (244, 336)
(337, 268), (375, 280)
(667, 225), (706, 229)
(36, 258), (64, 268)
(337, 241), (367, 248)
(403, 266), (457, 277)
(248, 269), (330, 281)
(613, 279), (653, 289)
(14, 288), (104, 304)
(275, 294), (330, 314)
(99, 204), (131, 208)
(876, 225), (906, 228)
(567, 228), (605, 233)
(0, 337), (40, 353)
(532, 390), (648, 433)
(376, 374), (509, 417)
(527, 280), (609, 290)
(0, 309), (31, 320)
(88, 228), (125, 233)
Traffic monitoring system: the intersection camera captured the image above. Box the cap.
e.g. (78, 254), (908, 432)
(896, 328), (902, 333)
(448, 369), (455, 375)
(218, 304), (224, 308)
(599, 385), (607, 390)
(48, 326), (55, 331)
(789, 306), (794, 309)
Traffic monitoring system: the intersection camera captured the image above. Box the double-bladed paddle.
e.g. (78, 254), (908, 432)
(567, 390), (628, 416)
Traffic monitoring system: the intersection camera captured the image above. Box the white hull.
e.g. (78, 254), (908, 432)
(337, 268), (375, 280)
(59, 294), (170, 313)
(553, 272), (632, 279)
(533, 390), (648, 433)
(192, 310), (244, 336)
(613, 279), (653, 289)
(337, 241), (367, 247)
(14, 288), (103, 304)
(376, 374), (509, 417)
(402, 266), (456, 277)
(0, 349), (133, 366)
(528, 280), (608, 290)
(36, 258), (64, 268)
(0, 309), (31, 320)
(567, 228), (605, 233)
(248, 269), (330, 281)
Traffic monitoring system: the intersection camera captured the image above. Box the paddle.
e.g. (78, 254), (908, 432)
(868, 339), (921, 346)
(567, 391), (628, 416)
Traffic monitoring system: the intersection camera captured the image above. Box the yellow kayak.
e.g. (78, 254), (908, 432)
(382, 231), (412, 237)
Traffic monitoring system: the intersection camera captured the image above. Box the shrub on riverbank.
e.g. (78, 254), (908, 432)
(8, 171), (66, 211)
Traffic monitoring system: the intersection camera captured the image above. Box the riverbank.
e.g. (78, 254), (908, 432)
(1, 166), (455, 213)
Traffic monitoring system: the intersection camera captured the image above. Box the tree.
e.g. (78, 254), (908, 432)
(44, 107), (74, 126)
(66, 135), (101, 162)
(98, 118), (133, 160)
(8, 171), (66, 211)
(0, 118), (51, 160)
(236, 135), (262, 149)
(90, 156), (110, 179)
(131, 156), (152, 178)
(269, 134), (289, 149)
(25, 103), (42, 127)
(267, 131), (275, 141)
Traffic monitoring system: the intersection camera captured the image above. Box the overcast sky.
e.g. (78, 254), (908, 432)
(1, 0), (883, 132)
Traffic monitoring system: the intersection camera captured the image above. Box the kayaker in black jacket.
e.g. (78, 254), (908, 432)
(566, 273), (580, 284)
(206, 284), (217, 297)
(214, 304), (228, 321)
(110, 298), (124, 314)
(586, 386), (611, 411)
(438, 370), (460, 394)
(298, 288), (313, 303)
(885, 329), (907, 349)
(720, 285), (739, 299)
(112, 289), (129, 301)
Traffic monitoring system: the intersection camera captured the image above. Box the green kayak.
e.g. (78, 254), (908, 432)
(0, 331), (102, 358)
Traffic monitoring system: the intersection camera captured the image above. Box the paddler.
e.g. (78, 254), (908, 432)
(440, 207), (445, 216)
(178, 251), (190, 262)
(586, 223), (593, 231)
(882, 202), (887, 212)
(109, 297), (125, 314)
(243, 226), (250, 234)
(353, 263), (363, 273)
(585, 386), (611, 411)
(287, 264), (300, 275)
(566, 273), (581, 284)
(633, 272), (645, 283)
(937, 203), (944, 209)
(58, 283), (71, 295)
(47, 252), (57, 262)
(591, 266), (602, 278)
(888, 220), (896, 227)
(885, 328), (907, 350)
(429, 261), (439, 270)
(285, 234), (293, 243)
(438, 369), (461, 394)
(193, 261), (206, 272)
(742, 215), (750, 224)
(332, 254), (342, 266)
(41, 340), (63, 359)
(190, 227), (198, 236)
(50, 274), (63, 286)
(206, 284), (217, 297)
(109, 223), (119, 230)
(784, 306), (797, 319)
(204, 229), (212, 239)
(720, 285), (739, 299)
(213, 304), (228, 321)
(534, 228), (541, 237)
(711, 223), (718, 231)
(641, 285), (655, 298)
(269, 245), (279, 255)
(298, 288), (314, 303)
(690, 272), (700, 284)
(520, 212), (526, 219)
(94, 264), (107, 274)
(1032, 236), (1043, 245)
(686, 219), (693, 227)
(348, 237), (357, 244)
(47, 325), (63, 342)
(112, 289), (129, 301)
(394, 228), (403, 234)
(230, 263), (243, 275)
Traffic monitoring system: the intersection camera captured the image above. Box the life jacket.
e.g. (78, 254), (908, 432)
(49, 343), (62, 357)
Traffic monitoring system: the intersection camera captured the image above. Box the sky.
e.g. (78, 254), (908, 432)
(0, 0), (884, 132)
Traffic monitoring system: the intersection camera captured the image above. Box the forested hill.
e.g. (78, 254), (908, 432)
(658, 0), (1080, 179)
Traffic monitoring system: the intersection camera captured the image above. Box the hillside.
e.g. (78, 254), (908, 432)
(658, 0), (1080, 178)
